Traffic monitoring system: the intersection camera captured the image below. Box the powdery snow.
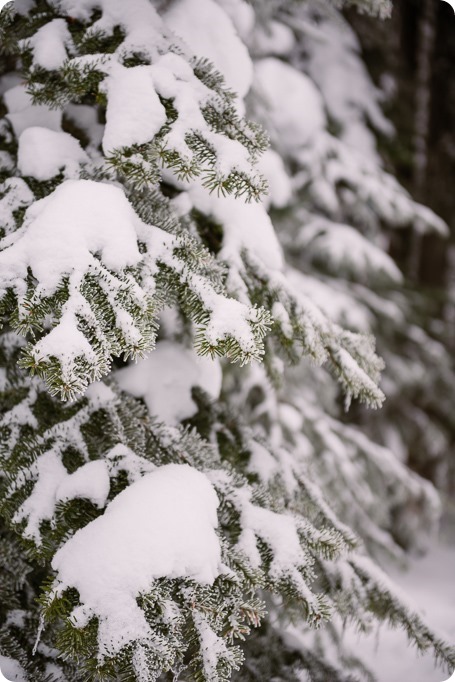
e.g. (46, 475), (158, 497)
(13, 450), (69, 543)
(0, 656), (27, 682)
(286, 269), (372, 333)
(250, 20), (296, 57)
(300, 8), (393, 162)
(216, 0), (255, 42)
(187, 183), (284, 272)
(115, 340), (222, 425)
(193, 611), (233, 678)
(163, 0), (253, 101)
(4, 84), (62, 136)
(0, 174), (271, 380)
(13, 454), (111, 544)
(102, 64), (167, 155)
(247, 440), (279, 483)
(210, 471), (310, 591)
(56, 460), (110, 508)
(257, 149), (293, 209)
(296, 217), (403, 283)
(99, 49), (255, 179)
(52, 464), (222, 657)
(17, 127), (88, 180)
(0, 178), (34, 235)
(252, 58), (326, 155)
(0, 179), (142, 296)
(238, 501), (306, 576)
(25, 18), (72, 71)
(280, 541), (455, 682)
(51, 0), (167, 58)
(343, 539), (455, 682)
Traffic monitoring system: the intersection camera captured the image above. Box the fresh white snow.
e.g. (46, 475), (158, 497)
(163, 0), (253, 102)
(25, 18), (72, 71)
(115, 340), (222, 424)
(17, 127), (88, 180)
(52, 464), (222, 657)
(0, 180), (142, 295)
(102, 63), (167, 155)
(187, 182), (284, 272)
(344, 539), (455, 682)
(252, 57), (326, 154)
(0, 656), (27, 682)
(4, 84), (62, 136)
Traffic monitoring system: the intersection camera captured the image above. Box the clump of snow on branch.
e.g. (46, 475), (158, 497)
(116, 340), (222, 424)
(51, 464), (222, 657)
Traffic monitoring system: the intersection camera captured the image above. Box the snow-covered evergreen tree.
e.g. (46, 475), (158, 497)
(0, 1), (453, 681)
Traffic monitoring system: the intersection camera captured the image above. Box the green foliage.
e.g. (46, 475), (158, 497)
(0, 0), (453, 681)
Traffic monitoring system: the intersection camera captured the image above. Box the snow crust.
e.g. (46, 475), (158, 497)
(116, 340), (222, 424)
(52, 464), (222, 656)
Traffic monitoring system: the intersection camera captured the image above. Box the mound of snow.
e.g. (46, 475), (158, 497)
(52, 464), (222, 656)
(116, 340), (222, 424)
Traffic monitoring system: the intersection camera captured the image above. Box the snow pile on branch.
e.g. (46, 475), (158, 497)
(252, 57), (325, 154)
(163, 0), (253, 102)
(0, 179), (144, 292)
(52, 464), (222, 657)
(13, 455), (112, 544)
(295, 216), (403, 283)
(25, 0), (268, 199)
(116, 340), (222, 425)
(0, 655), (27, 682)
(298, 6), (393, 161)
(0, 178), (271, 398)
(250, 49), (447, 235)
(17, 127), (88, 180)
(26, 17), (73, 71)
(4, 84), (62, 135)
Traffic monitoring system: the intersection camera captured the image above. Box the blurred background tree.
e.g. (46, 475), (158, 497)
(346, 0), (455, 499)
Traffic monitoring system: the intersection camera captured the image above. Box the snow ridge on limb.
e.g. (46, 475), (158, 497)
(0, 178), (271, 400)
(0, 335), (342, 681)
(0, 0), (387, 410)
(0, 0), (452, 680)
(10, 0), (269, 199)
